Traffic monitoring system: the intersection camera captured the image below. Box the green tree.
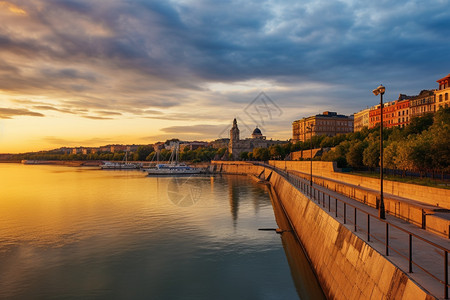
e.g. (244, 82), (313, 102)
(135, 145), (154, 161)
(239, 151), (249, 160)
(363, 141), (379, 169)
(346, 141), (366, 168)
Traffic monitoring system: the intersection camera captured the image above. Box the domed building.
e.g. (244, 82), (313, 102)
(251, 127), (264, 139)
(228, 119), (286, 159)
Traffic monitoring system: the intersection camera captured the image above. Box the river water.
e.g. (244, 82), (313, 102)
(0, 164), (324, 299)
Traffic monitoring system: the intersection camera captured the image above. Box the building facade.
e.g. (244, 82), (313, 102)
(228, 119), (286, 159)
(292, 111), (353, 142)
(353, 108), (370, 132)
(369, 95), (412, 129)
(410, 90), (436, 118)
(436, 74), (450, 110)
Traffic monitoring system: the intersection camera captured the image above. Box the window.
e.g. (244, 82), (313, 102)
(439, 95), (443, 102)
(446, 93), (449, 101)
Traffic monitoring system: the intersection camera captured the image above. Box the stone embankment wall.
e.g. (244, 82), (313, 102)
(212, 161), (435, 300)
(269, 161), (450, 210)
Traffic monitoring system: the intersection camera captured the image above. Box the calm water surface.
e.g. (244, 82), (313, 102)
(0, 164), (324, 299)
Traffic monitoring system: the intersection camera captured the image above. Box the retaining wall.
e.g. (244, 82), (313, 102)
(213, 161), (435, 300)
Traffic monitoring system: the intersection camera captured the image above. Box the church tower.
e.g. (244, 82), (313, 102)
(230, 118), (240, 143)
(229, 118), (240, 158)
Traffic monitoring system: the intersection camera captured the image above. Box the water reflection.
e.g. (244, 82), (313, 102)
(0, 164), (322, 299)
(268, 186), (326, 300)
(227, 175), (241, 227)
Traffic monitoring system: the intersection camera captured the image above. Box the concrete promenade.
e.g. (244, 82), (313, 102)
(267, 164), (450, 299)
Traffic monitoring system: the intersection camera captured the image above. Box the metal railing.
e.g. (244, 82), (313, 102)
(255, 162), (450, 299)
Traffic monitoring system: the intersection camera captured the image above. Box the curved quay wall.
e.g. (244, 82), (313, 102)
(213, 161), (435, 300)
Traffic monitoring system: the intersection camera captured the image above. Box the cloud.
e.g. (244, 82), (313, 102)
(161, 124), (227, 135)
(0, 108), (44, 119)
(1, 0), (450, 148)
(82, 115), (113, 120)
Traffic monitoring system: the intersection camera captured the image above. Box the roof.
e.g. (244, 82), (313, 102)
(252, 127), (262, 135)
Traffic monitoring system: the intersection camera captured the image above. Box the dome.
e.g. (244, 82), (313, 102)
(252, 127), (262, 135)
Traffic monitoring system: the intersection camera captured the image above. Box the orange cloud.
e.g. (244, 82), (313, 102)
(0, 1), (27, 15)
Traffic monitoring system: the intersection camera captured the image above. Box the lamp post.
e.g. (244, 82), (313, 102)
(373, 84), (386, 220)
(306, 124), (314, 186)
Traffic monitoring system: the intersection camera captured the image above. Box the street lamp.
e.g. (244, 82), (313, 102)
(373, 84), (386, 220)
(306, 124), (314, 187)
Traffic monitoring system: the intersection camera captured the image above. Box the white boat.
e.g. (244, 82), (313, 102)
(147, 163), (202, 175)
(101, 161), (141, 169)
(146, 143), (202, 175)
(101, 151), (141, 169)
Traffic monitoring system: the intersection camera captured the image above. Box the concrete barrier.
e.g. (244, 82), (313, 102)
(213, 161), (436, 299)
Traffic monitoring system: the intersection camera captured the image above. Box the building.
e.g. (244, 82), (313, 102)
(292, 111), (353, 143)
(179, 141), (209, 151)
(228, 119), (286, 159)
(436, 74), (450, 109)
(110, 145), (128, 153)
(392, 98), (410, 128)
(369, 94), (412, 129)
(210, 138), (230, 149)
(410, 90), (436, 118)
(353, 108), (370, 132)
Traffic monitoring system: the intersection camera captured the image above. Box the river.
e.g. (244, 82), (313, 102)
(0, 164), (324, 299)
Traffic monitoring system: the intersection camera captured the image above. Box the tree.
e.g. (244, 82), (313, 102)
(253, 148), (269, 161)
(239, 151), (249, 160)
(384, 141), (398, 170)
(363, 141), (379, 169)
(346, 141), (366, 168)
(134, 145), (154, 161)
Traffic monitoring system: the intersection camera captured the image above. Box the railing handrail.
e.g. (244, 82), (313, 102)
(257, 162), (449, 252)
(253, 161), (449, 298)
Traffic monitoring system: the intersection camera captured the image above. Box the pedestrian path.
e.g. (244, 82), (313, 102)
(262, 164), (450, 299)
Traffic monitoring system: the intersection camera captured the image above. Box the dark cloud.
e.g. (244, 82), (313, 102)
(0, 108), (45, 119)
(1, 0), (449, 123)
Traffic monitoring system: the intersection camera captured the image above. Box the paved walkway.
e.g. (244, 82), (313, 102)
(263, 164), (450, 299)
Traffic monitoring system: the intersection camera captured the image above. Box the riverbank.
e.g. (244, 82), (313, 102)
(213, 161), (445, 299)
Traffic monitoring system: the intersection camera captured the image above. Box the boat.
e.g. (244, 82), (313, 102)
(147, 163), (202, 175)
(146, 144), (202, 176)
(101, 151), (141, 170)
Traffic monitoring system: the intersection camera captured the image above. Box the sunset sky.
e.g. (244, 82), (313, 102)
(1, 0), (449, 153)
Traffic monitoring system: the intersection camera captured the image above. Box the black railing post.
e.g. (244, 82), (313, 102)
(344, 203), (347, 224)
(445, 250), (448, 299)
(367, 215), (370, 242)
(409, 234), (413, 273)
(386, 223), (389, 256)
(335, 198), (338, 218)
(328, 195), (331, 212)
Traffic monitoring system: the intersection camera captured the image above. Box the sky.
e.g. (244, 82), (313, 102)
(0, 0), (449, 153)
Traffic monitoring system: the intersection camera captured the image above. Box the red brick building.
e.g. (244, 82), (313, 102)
(369, 95), (411, 129)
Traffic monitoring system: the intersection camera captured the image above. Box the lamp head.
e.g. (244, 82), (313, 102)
(373, 84), (385, 96)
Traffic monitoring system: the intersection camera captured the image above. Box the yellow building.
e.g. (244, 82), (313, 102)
(353, 108), (370, 132)
(436, 74), (450, 110)
(292, 111), (353, 143)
